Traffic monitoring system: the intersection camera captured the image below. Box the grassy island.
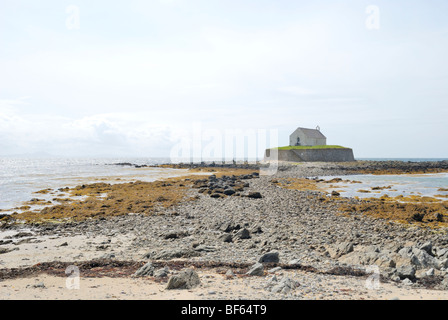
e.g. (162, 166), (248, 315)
(275, 145), (348, 150)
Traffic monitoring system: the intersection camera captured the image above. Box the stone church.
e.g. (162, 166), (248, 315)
(289, 127), (326, 147)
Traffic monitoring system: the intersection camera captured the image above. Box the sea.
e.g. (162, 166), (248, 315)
(1, 157), (447, 215)
(0, 157), (185, 214)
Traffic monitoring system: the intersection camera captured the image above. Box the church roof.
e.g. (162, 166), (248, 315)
(292, 127), (326, 139)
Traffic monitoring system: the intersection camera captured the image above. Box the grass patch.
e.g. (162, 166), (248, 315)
(275, 145), (347, 150)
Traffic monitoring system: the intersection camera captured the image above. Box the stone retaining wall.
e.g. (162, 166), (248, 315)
(264, 148), (355, 162)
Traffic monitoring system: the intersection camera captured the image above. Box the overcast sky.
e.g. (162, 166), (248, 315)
(1, 0), (448, 159)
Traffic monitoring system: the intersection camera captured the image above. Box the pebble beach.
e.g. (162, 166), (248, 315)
(1, 160), (448, 300)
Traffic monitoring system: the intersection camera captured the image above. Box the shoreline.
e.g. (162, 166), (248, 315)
(1, 160), (448, 299)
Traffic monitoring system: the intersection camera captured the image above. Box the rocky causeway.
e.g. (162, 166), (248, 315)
(1, 160), (448, 300)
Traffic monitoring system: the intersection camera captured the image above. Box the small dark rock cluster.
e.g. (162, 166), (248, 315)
(192, 173), (262, 199)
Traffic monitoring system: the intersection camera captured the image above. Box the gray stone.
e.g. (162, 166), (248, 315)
(259, 251), (280, 263)
(223, 189), (235, 196)
(194, 245), (217, 252)
(419, 241), (433, 255)
(219, 233), (233, 243)
(426, 268), (435, 276)
(268, 267), (282, 273)
(133, 262), (155, 277)
(270, 277), (300, 294)
(225, 269), (235, 277)
(166, 269), (201, 290)
(154, 267), (169, 278)
(288, 259), (301, 265)
(32, 282), (46, 289)
(234, 228), (251, 240)
(440, 276), (448, 290)
(100, 253), (116, 259)
(163, 230), (189, 239)
(396, 265), (416, 280)
(246, 263), (264, 276)
(326, 242), (354, 259)
(247, 192), (262, 199)
(151, 248), (201, 260)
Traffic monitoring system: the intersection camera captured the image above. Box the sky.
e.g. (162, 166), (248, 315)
(1, 0), (448, 159)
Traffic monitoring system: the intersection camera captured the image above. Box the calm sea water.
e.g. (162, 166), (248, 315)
(358, 158), (448, 162)
(319, 173), (448, 200)
(0, 157), (186, 212)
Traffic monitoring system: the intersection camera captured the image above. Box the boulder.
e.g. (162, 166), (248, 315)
(326, 242), (354, 259)
(133, 262), (155, 277)
(234, 228), (251, 240)
(247, 192), (262, 199)
(398, 246), (442, 269)
(259, 251), (280, 263)
(223, 189), (236, 196)
(219, 233), (233, 243)
(166, 269), (201, 290)
(154, 267), (170, 278)
(269, 277), (300, 294)
(246, 263), (264, 276)
(396, 265), (416, 280)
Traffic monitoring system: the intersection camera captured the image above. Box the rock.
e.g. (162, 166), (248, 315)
(435, 247), (448, 259)
(246, 263), (264, 276)
(0, 248), (13, 255)
(439, 276), (448, 290)
(223, 189), (236, 196)
(166, 269), (201, 290)
(339, 246), (395, 269)
(163, 230), (189, 239)
(150, 248), (201, 260)
(402, 278), (413, 286)
(406, 247), (441, 269)
(210, 193), (223, 198)
(331, 191), (340, 197)
(250, 225), (263, 234)
(225, 269), (235, 277)
(154, 267), (169, 278)
(288, 259), (301, 265)
(31, 282), (46, 289)
(219, 233), (233, 243)
(426, 268), (435, 276)
(101, 253), (116, 259)
(419, 241), (433, 255)
(218, 222), (240, 233)
(326, 242), (354, 259)
(268, 267), (282, 273)
(234, 228), (251, 240)
(194, 245), (217, 252)
(247, 192), (262, 199)
(133, 262), (155, 277)
(259, 251), (280, 263)
(270, 277), (300, 294)
(267, 275), (278, 284)
(396, 265), (416, 280)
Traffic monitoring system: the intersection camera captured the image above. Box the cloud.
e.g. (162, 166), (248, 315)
(0, 100), (181, 157)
